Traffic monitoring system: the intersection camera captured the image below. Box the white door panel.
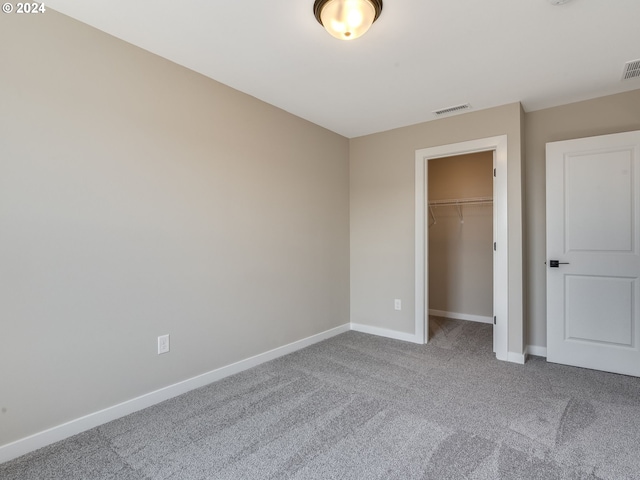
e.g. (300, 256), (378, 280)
(546, 130), (640, 377)
(565, 275), (634, 346)
(565, 149), (634, 252)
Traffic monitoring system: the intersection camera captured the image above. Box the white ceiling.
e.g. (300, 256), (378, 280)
(46, 0), (640, 138)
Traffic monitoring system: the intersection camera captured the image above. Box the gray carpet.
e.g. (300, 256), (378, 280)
(3, 317), (640, 480)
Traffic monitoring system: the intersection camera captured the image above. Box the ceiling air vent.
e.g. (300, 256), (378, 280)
(433, 103), (471, 116)
(622, 59), (640, 81)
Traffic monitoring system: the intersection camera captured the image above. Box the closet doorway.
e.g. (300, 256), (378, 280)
(415, 136), (508, 361)
(428, 152), (494, 348)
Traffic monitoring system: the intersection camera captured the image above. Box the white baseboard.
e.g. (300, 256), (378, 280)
(429, 309), (493, 325)
(526, 345), (547, 358)
(350, 323), (423, 344)
(508, 346), (547, 365)
(507, 351), (526, 365)
(0, 323), (350, 465)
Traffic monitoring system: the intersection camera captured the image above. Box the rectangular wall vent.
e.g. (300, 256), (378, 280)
(433, 103), (471, 116)
(622, 59), (640, 81)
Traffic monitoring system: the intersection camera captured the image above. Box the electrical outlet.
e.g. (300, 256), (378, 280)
(394, 299), (402, 311)
(158, 334), (170, 354)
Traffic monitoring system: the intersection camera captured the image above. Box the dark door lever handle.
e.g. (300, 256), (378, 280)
(549, 260), (570, 268)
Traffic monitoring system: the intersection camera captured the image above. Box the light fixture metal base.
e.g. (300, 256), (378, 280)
(313, 0), (383, 26)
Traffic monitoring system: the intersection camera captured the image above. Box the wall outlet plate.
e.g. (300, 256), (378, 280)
(158, 334), (170, 354)
(394, 299), (402, 311)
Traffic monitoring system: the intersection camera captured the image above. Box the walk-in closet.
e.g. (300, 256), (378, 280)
(427, 152), (494, 339)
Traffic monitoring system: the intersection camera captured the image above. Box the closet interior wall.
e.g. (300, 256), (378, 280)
(428, 152), (494, 322)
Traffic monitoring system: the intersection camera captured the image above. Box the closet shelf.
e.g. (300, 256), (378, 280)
(428, 196), (493, 226)
(428, 196), (493, 207)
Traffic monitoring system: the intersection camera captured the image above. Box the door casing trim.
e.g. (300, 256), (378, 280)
(415, 135), (509, 361)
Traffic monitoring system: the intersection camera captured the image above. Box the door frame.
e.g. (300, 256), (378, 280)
(415, 135), (508, 361)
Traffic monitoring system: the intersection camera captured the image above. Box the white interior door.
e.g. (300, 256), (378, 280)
(493, 150), (497, 353)
(546, 130), (640, 376)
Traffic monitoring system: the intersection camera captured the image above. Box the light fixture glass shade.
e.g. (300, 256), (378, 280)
(316, 0), (381, 40)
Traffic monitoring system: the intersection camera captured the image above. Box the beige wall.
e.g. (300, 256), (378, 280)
(350, 103), (524, 354)
(428, 153), (493, 318)
(428, 152), (493, 201)
(351, 89), (640, 355)
(0, 11), (349, 447)
(524, 89), (640, 348)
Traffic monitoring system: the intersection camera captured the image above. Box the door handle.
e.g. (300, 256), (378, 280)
(549, 260), (570, 268)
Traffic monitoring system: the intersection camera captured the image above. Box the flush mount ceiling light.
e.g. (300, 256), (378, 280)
(313, 0), (383, 40)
